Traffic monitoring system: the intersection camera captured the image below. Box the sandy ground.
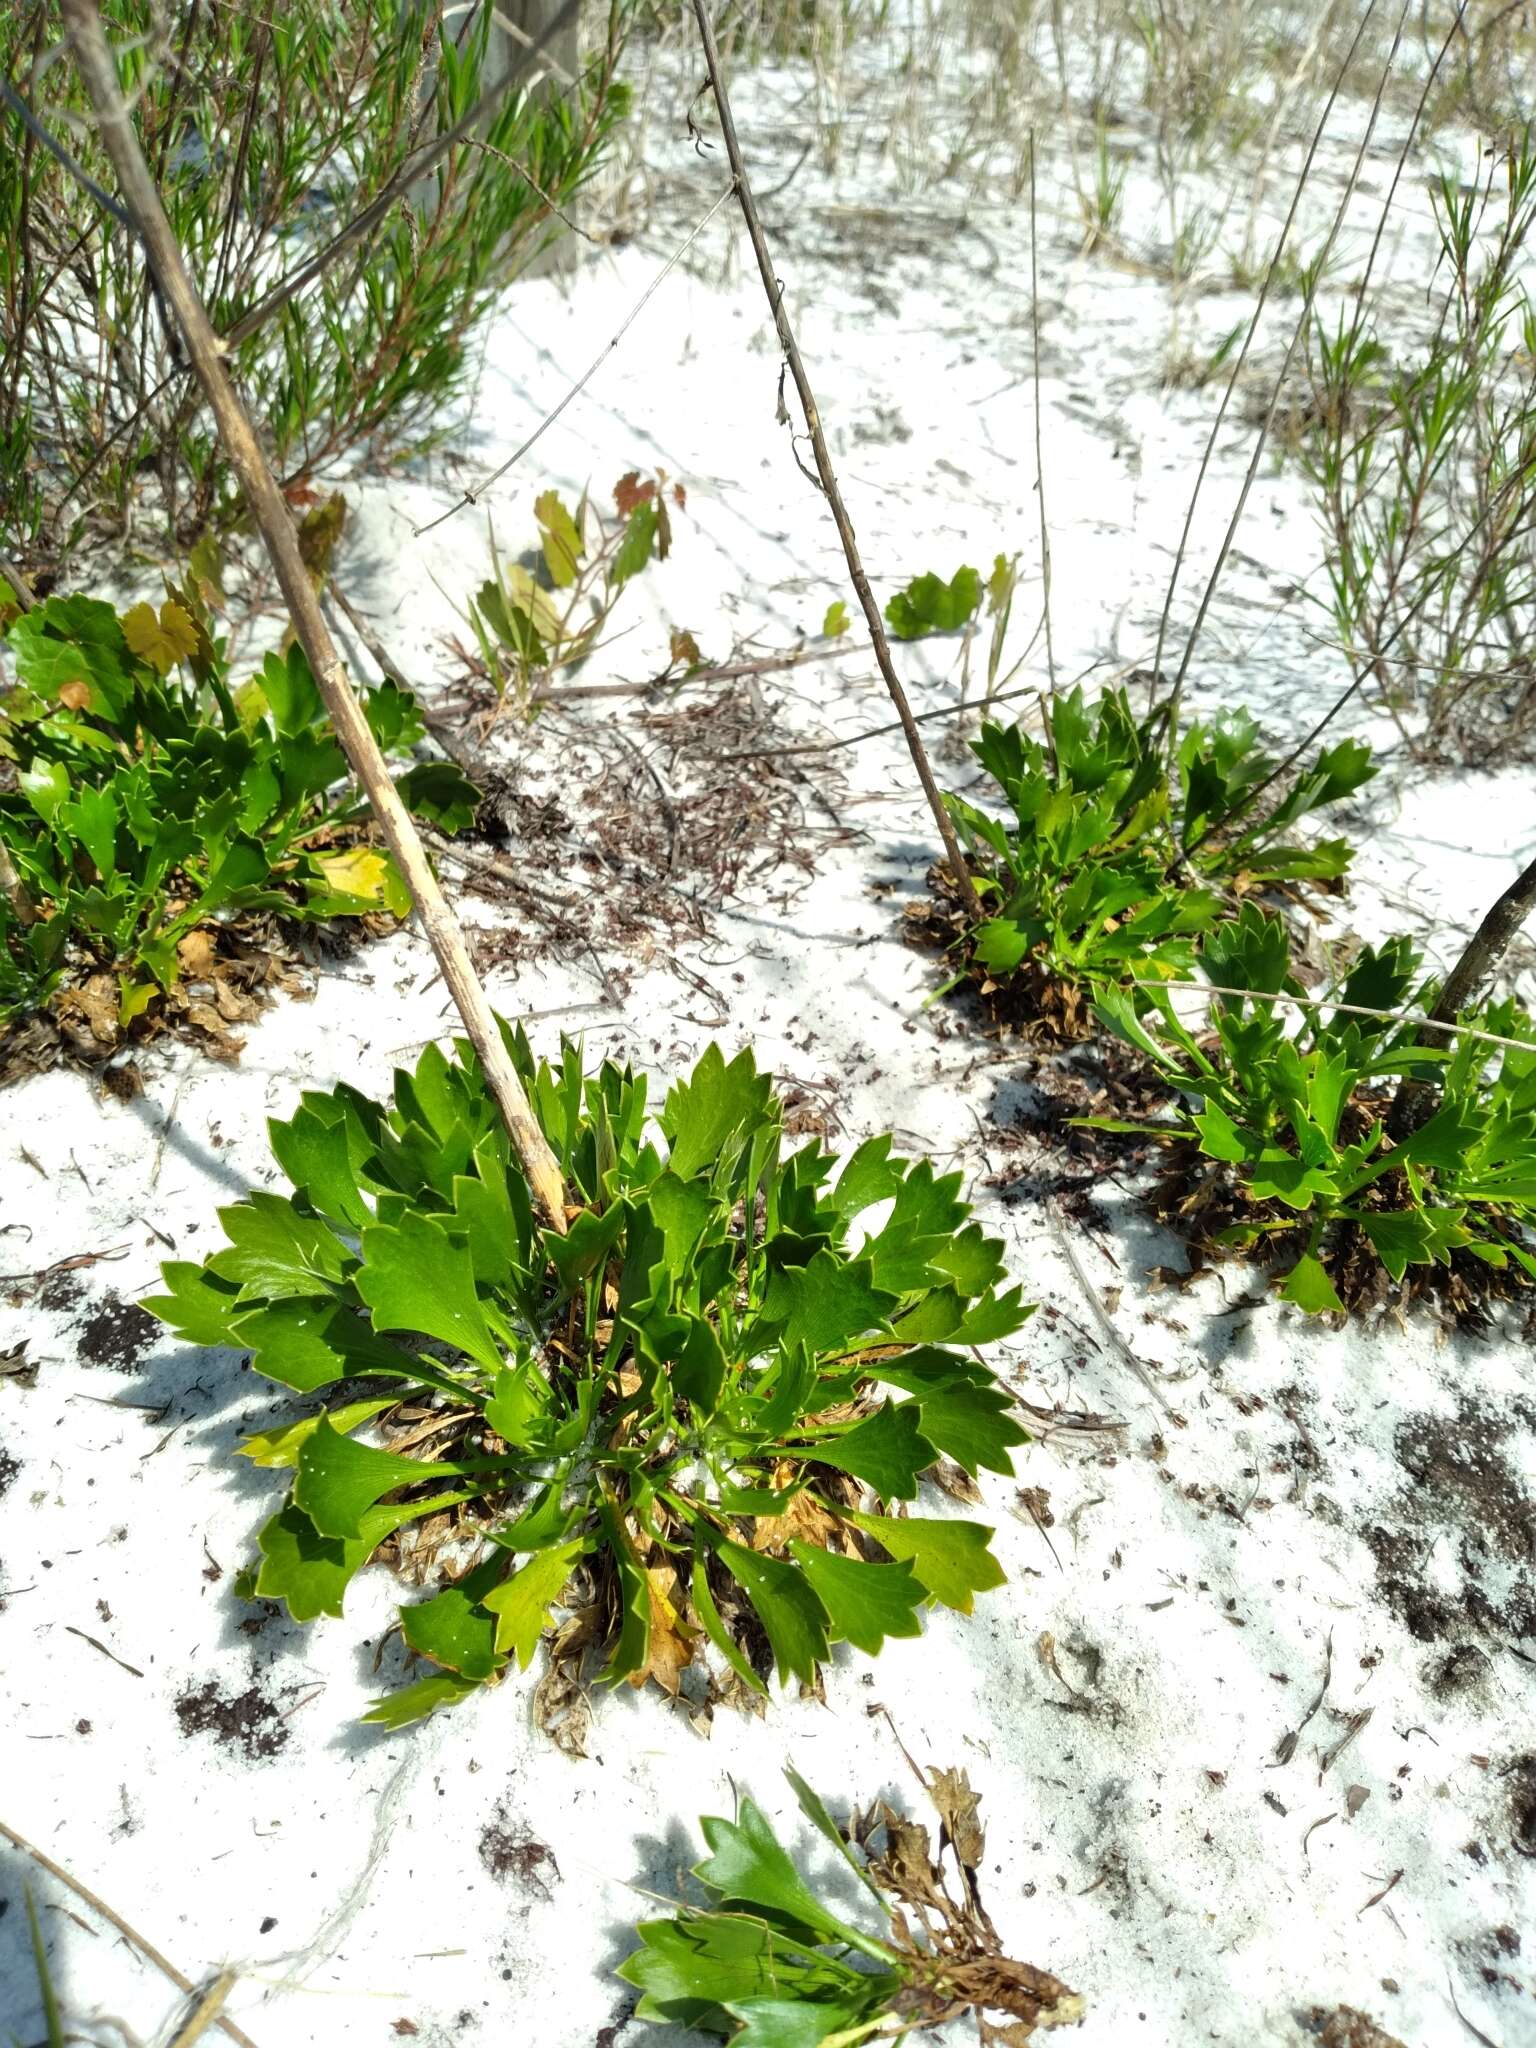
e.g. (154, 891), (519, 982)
(2, 43), (1534, 2048)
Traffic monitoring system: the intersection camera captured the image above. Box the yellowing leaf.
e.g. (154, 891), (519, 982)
(534, 491), (583, 587)
(502, 565), (564, 649)
(626, 1564), (696, 1696)
(822, 600), (850, 638)
(122, 599), (199, 676)
(312, 847), (411, 916)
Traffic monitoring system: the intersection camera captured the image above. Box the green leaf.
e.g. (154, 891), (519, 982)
(620, 1914), (874, 2032)
(394, 759), (482, 835)
(1353, 1206), (1466, 1280)
(782, 1766), (885, 1903)
(612, 499), (659, 587)
(662, 1043), (774, 1178)
(144, 1261), (245, 1347)
(805, 1402), (935, 1502)
(788, 1543), (925, 1654)
(694, 1798), (870, 1949)
(255, 1497), (449, 1621)
(535, 489), (584, 586)
(759, 1251), (894, 1355)
(884, 565), (982, 640)
(821, 600), (849, 637)
(482, 1536), (587, 1667)
(690, 1535), (767, 1696)
(713, 1539), (830, 1687)
(1278, 1254), (1344, 1315)
(870, 1356), (1028, 1475)
(59, 783), (118, 877)
(20, 759), (68, 822)
(726, 1995), (888, 2048)
(356, 1211), (504, 1372)
(230, 1297), (431, 1394)
(293, 1416), (469, 1539)
(400, 1554), (508, 1680)
(360, 1671), (485, 1729)
(839, 1509), (1004, 1613)
(207, 1194), (352, 1298)
(237, 1397), (393, 1467)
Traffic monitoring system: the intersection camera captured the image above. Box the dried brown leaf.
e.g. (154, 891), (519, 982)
(928, 1765), (984, 1870)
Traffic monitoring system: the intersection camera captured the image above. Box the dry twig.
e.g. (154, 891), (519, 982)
(60, 0), (569, 1231)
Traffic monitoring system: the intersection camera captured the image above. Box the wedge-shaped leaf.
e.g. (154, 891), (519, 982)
(230, 1297), (434, 1394)
(534, 489), (583, 586)
(694, 1797), (872, 1950)
(208, 1194), (352, 1298)
(255, 1496), (457, 1621)
(788, 1544), (924, 1654)
(782, 1766), (885, 1903)
(143, 1261), (245, 1347)
(482, 1536), (588, 1667)
(309, 846), (411, 918)
(122, 598), (198, 676)
(759, 1250), (894, 1355)
(268, 1100), (375, 1231)
(858, 1161), (968, 1295)
(887, 1283), (1031, 1347)
(839, 1509), (1004, 1612)
(829, 1134), (903, 1221)
(393, 760), (482, 835)
(1352, 1205), (1467, 1280)
(884, 565), (982, 640)
(357, 1211), (504, 1372)
(663, 1043), (774, 1179)
(1278, 1254), (1344, 1316)
(870, 1354), (1027, 1475)
(805, 1402), (934, 1502)
(714, 1539), (830, 1687)
(400, 1554), (508, 1680)
(293, 1416), (480, 1540)
(361, 1671), (484, 1729)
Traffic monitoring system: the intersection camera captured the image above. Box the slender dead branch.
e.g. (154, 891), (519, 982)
(687, 0), (983, 920)
(1027, 133), (1055, 699)
(60, 0), (569, 1230)
(1386, 847), (1536, 1135)
(0, 1817), (262, 2048)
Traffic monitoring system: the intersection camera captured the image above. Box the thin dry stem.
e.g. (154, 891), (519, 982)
(60, 0), (569, 1230)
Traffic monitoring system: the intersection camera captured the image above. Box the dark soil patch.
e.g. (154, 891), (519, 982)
(1507, 1754), (1536, 1858)
(174, 1678), (290, 1761)
(478, 1820), (559, 1900)
(1365, 1396), (1536, 1645)
(37, 1271), (85, 1315)
(0, 1442), (18, 1497)
(78, 1293), (160, 1371)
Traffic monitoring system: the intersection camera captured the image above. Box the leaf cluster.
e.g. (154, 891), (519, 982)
(0, 585), (477, 1031)
(149, 1034), (1032, 1727)
(620, 1766), (1084, 2044)
(885, 564), (983, 641)
(1092, 905), (1536, 1311)
(465, 471), (694, 710)
(942, 687), (1373, 1023)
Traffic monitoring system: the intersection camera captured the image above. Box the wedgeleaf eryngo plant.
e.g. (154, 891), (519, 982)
(939, 686), (1374, 1032)
(149, 1033), (1031, 1726)
(619, 1765), (1084, 2043)
(1092, 905), (1536, 1313)
(0, 589), (478, 1032)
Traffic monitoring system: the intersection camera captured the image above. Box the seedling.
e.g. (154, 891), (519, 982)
(464, 471), (689, 710)
(884, 565), (983, 641)
(620, 1765), (1084, 2043)
(149, 1035), (1032, 1726)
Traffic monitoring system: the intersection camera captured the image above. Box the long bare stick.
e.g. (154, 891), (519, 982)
(0, 1817), (262, 2048)
(59, 0), (568, 1231)
(688, 0), (982, 920)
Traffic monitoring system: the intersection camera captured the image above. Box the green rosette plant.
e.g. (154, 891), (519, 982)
(1089, 905), (1536, 1313)
(148, 1034), (1032, 1727)
(934, 686), (1374, 1034)
(0, 588), (478, 1038)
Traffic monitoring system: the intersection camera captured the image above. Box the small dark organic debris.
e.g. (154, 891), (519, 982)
(1507, 1754), (1536, 1858)
(174, 1679), (290, 1761)
(78, 1293), (160, 1371)
(478, 1821), (560, 1899)
(0, 1442), (18, 1496)
(1302, 2007), (1407, 2048)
